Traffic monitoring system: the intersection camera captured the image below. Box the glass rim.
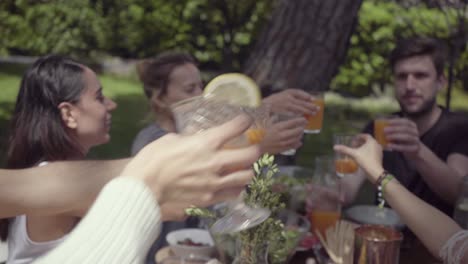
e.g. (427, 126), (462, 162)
(374, 114), (398, 120)
(355, 224), (403, 242)
(169, 95), (211, 112)
(333, 133), (356, 138)
(159, 255), (212, 264)
(170, 94), (266, 112)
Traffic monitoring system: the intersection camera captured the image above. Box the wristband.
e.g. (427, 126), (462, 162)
(377, 173), (394, 209)
(375, 170), (390, 186)
(381, 174), (394, 191)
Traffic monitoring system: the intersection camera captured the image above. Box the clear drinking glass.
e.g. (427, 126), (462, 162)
(304, 91), (325, 134)
(333, 134), (360, 177)
(171, 95), (271, 234)
(274, 112), (301, 156)
(374, 115), (396, 150)
(306, 156), (341, 237)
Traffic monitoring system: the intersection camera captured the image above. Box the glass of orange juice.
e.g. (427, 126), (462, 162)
(306, 156), (341, 237)
(374, 116), (393, 149)
(304, 91), (325, 134)
(171, 95), (271, 234)
(333, 134), (360, 177)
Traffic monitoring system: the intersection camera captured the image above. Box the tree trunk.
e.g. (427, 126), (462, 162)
(244, 0), (363, 94)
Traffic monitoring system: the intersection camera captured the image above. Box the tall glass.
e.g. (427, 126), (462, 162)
(171, 95), (271, 234)
(306, 156), (341, 237)
(333, 134), (359, 177)
(304, 91), (325, 134)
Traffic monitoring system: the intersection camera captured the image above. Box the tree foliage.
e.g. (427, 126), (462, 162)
(332, 0), (468, 97)
(0, 0), (466, 99)
(0, 0), (273, 69)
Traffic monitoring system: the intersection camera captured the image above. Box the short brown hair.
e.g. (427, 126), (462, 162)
(389, 37), (446, 76)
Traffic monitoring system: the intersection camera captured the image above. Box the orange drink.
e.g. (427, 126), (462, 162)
(309, 210), (341, 237)
(333, 134), (361, 177)
(335, 158), (358, 174)
(246, 128), (266, 145)
(304, 98), (324, 134)
(374, 118), (390, 147)
(306, 156), (342, 237)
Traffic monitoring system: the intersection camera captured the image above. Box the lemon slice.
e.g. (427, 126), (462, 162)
(203, 73), (261, 107)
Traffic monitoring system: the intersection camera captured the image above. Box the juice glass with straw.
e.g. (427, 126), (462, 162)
(333, 134), (360, 177)
(306, 155), (341, 238)
(304, 91), (325, 134)
(171, 95), (271, 234)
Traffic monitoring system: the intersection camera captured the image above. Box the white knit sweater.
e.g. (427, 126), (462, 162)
(34, 177), (161, 264)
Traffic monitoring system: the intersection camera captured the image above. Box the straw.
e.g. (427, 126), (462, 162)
(314, 220), (355, 264)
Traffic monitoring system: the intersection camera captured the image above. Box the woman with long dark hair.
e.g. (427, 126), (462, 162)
(1, 55), (116, 263)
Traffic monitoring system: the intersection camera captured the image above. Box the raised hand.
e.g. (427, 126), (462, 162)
(262, 88), (318, 116)
(260, 116), (307, 154)
(384, 118), (421, 156)
(334, 134), (384, 183)
(120, 115), (261, 220)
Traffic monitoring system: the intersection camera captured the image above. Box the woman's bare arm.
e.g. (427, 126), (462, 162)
(0, 159), (129, 218)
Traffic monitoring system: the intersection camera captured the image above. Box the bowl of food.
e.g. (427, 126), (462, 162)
(166, 228), (216, 258)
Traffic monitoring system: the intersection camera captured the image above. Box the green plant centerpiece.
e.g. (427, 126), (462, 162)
(186, 154), (301, 264)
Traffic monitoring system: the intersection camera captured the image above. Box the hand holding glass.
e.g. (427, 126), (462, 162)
(333, 134), (360, 177)
(171, 95), (270, 234)
(374, 116), (394, 149)
(304, 91), (325, 134)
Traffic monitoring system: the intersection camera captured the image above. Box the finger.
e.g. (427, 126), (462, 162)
(271, 138), (302, 153)
(286, 101), (317, 115)
(205, 115), (252, 148)
(217, 145), (261, 173)
(385, 133), (418, 143)
(387, 143), (419, 153)
(333, 144), (355, 157)
(359, 133), (375, 143)
(288, 89), (312, 101)
(291, 141), (303, 149)
(176, 172), (220, 190)
(215, 169), (255, 190)
(384, 125), (418, 136)
(209, 187), (246, 205)
(387, 118), (417, 129)
(160, 204), (190, 221)
(275, 117), (308, 130)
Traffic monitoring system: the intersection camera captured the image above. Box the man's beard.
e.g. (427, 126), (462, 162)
(399, 96), (437, 119)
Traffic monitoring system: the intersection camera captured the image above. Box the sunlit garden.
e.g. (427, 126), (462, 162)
(1, 0), (467, 263)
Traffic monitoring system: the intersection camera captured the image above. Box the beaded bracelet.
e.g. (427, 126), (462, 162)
(381, 174), (394, 190)
(375, 170), (390, 186)
(377, 171), (394, 208)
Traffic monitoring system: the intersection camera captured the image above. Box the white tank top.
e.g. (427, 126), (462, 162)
(7, 215), (67, 264)
(7, 161), (68, 264)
